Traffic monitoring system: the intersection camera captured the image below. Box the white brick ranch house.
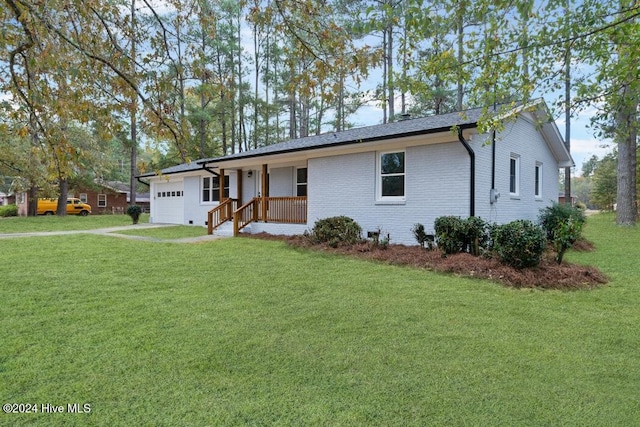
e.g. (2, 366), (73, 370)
(139, 99), (573, 245)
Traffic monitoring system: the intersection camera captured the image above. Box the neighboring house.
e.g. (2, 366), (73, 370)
(558, 194), (575, 206)
(71, 181), (150, 214)
(140, 99), (573, 245)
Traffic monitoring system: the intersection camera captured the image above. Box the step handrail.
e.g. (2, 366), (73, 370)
(207, 198), (235, 234)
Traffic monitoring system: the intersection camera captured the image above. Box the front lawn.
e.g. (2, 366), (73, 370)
(0, 213), (639, 425)
(111, 224), (208, 240)
(0, 213), (149, 233)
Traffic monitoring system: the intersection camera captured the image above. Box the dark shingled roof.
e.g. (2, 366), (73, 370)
(141, 103), (533, 177)
(197, 106), (486, 165)
(138, 160), (208, 177)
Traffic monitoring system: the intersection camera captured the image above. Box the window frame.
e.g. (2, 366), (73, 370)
(97, 193), (107, 208)
(377, 150), (406, 202)
(534, 162), (543, 199)
(509, 154), (520, 197)
(296, 167), (308, 197)
(202, 175), (230, 203)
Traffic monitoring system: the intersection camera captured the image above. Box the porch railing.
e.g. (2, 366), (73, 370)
(233, 196), (307, 236)
(207, 198), (237, 235)
(259, 196), (307, 224)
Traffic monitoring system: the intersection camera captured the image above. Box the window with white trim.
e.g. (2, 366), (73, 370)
(378, 151), (405, 200)
(535, 162), (543, 198)
(202, 175), (229, 202)
(98, 194), (107, 207)
(79, 193), (88, 203)
(509, 155), (520, 196)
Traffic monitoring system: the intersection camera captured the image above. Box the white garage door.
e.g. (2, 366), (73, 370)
(153, 180), (184, 224)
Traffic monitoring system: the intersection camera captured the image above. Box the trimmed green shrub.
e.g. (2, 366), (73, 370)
(434, 216), (466, 254)
(311, 216), (362, 247)
(434, 216), (490, 255)
(493, 220), (546, 269)
(552, 216), (584, 264)
(538, 203), (586, 264)
(463, 216), (490, 256)
(538, 202), (586, 242)
(0, 204), (18, 217)
(126, 205), (142, 224)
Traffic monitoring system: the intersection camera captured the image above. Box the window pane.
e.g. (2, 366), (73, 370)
(510, 158), (517, 193)
(381, 152), (404, 174)
(297, 185), (307, 197)
(382, 176), (404, 197)
(297, 168), (307, 183)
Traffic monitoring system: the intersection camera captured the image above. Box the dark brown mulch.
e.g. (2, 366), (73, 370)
(246, 233), (608, 290)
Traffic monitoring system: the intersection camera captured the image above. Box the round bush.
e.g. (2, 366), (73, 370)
(311, 216), (362, 247)
(493, 220), (546, 269)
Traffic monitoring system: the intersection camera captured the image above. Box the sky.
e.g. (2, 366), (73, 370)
(553, 105), (613, 176)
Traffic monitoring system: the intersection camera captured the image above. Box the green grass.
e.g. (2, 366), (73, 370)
(1, 213), (639, 426)
(0, 214), (149, 233)
(111, 225), (207, 239)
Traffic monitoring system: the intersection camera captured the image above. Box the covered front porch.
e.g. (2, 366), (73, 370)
(206, 164), (308, 236)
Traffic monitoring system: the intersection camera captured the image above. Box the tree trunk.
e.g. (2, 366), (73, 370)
(614, 0), (638, 225)
(129, 0), (137, 206)
(386, 23), (394, 121)
(199, 28), (207, 158)
(382, 29), (388, 124)
(563, 1), (571, 205)
(28, 185), (38, 217)
(616, 95), (638, 225)
(456, 10), (464, 112)
(564, 44), (571, 205)
(57, 178), (68, 216)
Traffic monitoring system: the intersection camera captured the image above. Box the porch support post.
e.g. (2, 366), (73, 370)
(219, 168), (225, 203)
(261, 164), (268, 221)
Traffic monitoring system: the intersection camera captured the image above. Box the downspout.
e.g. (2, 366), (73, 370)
(457, 127), (475, 217)
(203, 166), (219, 176)
(491, 129), (496, 191)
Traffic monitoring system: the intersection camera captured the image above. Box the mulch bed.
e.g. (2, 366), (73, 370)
(247, 233), (608, 290)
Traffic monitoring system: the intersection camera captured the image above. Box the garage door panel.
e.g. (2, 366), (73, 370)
(153, 181), (184, 224)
